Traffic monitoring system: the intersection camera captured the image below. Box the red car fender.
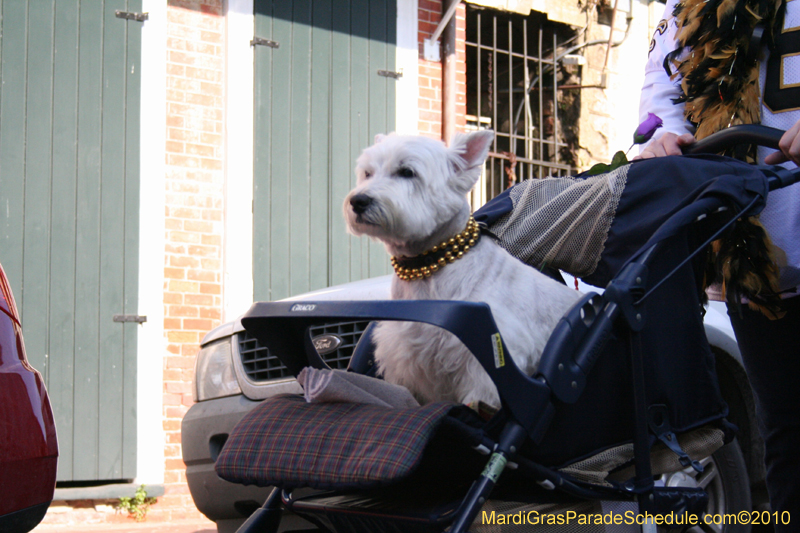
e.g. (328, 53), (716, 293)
(0, 264), (58, 516)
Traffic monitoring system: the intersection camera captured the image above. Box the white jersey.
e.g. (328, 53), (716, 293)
(640, 0), (800, 293)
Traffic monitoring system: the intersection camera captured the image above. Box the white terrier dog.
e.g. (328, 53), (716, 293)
(343, 130), (580, 408)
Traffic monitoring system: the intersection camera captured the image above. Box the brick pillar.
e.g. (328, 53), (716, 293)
(161, 0), (225, 520)
(417, 0), (467, 139)
(455, 3), (467, 133)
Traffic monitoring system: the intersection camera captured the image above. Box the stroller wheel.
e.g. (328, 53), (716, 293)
(657, 439), (751, 532)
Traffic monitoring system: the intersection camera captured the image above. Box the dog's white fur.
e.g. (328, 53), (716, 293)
(343, 131), (580, 408)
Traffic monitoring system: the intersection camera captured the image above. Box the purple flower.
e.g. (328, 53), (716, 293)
(633, 113), (663, 144)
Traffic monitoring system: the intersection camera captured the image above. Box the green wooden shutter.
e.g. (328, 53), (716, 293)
(0, 0), (142, 482)
(253, 0), (397, 302)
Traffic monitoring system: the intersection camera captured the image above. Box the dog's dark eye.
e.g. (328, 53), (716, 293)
(396, 167), (416, 179)
(364, 171), (372, 179)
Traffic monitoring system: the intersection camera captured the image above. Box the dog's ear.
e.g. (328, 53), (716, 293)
(449, 130), (494, 169)
(448, 130), (494, 194)
(374, 133), (387, 144)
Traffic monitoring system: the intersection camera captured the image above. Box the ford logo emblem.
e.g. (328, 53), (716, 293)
(312, 334), (342, 355)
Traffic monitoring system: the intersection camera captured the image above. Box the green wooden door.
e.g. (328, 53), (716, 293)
(0, 0), (142, 482)
(253, 0), (397, 302)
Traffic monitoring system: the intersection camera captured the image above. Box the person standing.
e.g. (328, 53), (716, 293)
(637, 0), (800, 527)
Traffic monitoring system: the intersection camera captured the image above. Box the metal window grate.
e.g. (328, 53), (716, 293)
(238, 320), (372, 381)
(465, 5), (580, 208)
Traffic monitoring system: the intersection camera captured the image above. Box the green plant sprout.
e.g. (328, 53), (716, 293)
(117, 485), (157, 522)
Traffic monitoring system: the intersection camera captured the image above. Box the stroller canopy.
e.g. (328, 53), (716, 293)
(475, 154), (769, 288)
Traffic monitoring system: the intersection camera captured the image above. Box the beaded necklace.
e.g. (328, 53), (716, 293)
(391, 216), (481, 281)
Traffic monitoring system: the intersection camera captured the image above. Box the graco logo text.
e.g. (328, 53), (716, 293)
(290, 303), (317, 312)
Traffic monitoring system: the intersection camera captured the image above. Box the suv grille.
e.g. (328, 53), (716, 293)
(238, 320), (371, 382)
(238, 332), (290, 381)
(308, 320), (369, 369)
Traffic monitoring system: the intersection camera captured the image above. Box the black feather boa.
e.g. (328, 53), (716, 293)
(715, 217), (785, 319)
(666, 0), (787, 318)
(667, 0), (785, 153)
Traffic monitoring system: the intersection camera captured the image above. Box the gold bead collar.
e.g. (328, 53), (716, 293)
(390, 216), (481, 281)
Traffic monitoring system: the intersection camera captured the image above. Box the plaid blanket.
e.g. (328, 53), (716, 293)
(215, 394), (463, 490)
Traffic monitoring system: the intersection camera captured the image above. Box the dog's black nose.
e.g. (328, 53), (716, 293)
(350, 194), (372, 215)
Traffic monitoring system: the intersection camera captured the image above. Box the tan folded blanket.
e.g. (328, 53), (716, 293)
(297, 367), (420, 408)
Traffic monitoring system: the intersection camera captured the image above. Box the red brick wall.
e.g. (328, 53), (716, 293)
(159, 0), (225, 520)
(417, 0), (467, 139)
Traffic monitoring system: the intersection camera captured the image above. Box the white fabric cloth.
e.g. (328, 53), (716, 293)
(296, 367), (420, 408)
(639, 0), (800, 294)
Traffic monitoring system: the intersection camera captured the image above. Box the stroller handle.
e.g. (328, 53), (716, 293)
(681, 124), (800, 191)
(681, 124), (783, 155)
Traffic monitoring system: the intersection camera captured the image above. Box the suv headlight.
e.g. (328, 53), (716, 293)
(194, 337), (242, 402)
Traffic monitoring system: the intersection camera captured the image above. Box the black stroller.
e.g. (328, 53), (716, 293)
(214, 126), (798, 532)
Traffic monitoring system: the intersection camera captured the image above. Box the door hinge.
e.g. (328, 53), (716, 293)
(115, 10), (149, 22)
(251, 37), (280, 49)
(113, 314), (147, 324)
(377, 69), (403, 80)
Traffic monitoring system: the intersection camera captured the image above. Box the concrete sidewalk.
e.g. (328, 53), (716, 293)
(32, 518), (217, 533)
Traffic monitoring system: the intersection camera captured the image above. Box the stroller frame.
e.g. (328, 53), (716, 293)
(225, 126), (800, 533)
